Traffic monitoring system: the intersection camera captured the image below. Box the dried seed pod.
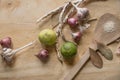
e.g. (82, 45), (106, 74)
(97, 42), (113, 60)
(89, 48), (103, 68)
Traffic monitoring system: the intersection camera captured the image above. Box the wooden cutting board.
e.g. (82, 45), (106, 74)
(0, 0), (120, 80)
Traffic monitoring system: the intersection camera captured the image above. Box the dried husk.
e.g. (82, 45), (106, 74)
(89, 48), (103, 68)
(97, 42), (113, 60)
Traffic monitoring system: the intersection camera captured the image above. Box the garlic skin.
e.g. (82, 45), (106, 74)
(80, 8), (89, 15)
(76, 11), (84, 20)
(79, 24), (90, 33)
(71, 2), (89, 20)
(1, 48), (13, 64)
(71, 31), (82, 43)
(76, 8), (89, 20)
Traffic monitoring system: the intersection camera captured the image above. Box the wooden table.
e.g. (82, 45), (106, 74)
(0, 0), (120, 80)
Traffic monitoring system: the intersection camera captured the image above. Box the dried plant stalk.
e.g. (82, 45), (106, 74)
(55, 0), (86, 63)
(55, 2), (72, 63)
(57, 0), (84, 38)
(56, 2), (71, 36)
(55, 40), (63, 64)
(36, 6), (63, 23)
(63, 0), (86, 23)
(36, 0), (78, 23)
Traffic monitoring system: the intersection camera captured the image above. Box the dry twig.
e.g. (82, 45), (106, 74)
(55, 0), (86, 63)
(36, 0), (82, 23)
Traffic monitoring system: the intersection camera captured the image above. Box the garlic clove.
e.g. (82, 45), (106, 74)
(3, 48), (12, 54)
(2, 48), (7, 52)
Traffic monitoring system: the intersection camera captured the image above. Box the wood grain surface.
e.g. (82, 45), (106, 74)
(0, 0), (120, 80)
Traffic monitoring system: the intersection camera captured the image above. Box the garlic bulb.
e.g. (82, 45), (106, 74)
(76, 8), (89, 20)
(71, 2), (89, 20)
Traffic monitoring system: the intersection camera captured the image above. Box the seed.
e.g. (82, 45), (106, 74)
(89, 48), (103, 68)
(97, 42), (113, 60)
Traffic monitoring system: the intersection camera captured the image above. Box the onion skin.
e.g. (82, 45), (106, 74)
(72, 31), (82, 43)
(0, 37), (12, 48)
(36, 49), (49, 61)
(67, 18), (78, 27)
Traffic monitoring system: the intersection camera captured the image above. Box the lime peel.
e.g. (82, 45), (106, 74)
(60, 42), (77, 58)
(38, 29), (57, 46)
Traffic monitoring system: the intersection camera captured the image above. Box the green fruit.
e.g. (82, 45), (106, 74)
(60, 42), (77, 58)
(38, 29), (57, 46)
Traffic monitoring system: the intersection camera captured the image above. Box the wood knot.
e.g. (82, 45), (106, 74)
(1, 0), (20, 11)
(7, 2), (12, 6)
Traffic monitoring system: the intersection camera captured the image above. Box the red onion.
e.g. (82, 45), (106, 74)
(72, 31), (82, 43)
(0, 37), (12, 48)
(36, 49), (49, 61)
(67, 17), (78, 27)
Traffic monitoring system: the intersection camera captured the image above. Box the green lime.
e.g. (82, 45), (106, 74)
(38, 29), (57, 46)
(60, 42), (77, 58)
